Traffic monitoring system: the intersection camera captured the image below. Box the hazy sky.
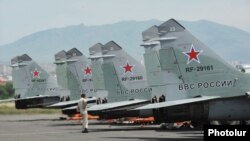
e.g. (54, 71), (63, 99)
(0, 0), (250, 45)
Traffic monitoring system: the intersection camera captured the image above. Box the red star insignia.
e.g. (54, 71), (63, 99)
(84, 66), (91, 75)
(32, 68), (41, 78)
(123, 63), (133, 73)
(183, 44), (202, 64)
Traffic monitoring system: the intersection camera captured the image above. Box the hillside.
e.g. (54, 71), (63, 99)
(0, 19), (250, 63)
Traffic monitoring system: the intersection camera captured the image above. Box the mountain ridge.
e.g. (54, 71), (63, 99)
(1, 19), (250, 63)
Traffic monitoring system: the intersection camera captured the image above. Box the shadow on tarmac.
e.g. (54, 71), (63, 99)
(87, 126), (203, 133)
(105, 136), (202, 141)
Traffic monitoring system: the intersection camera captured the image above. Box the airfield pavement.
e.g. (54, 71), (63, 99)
(0, 114), (203, 141)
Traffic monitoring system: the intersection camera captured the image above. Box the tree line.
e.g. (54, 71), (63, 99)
(0, 82), (14, 99)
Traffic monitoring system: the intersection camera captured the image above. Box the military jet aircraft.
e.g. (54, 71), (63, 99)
(9, 54), (69, 109)
(47, 48), (99, 113)
(135, 19), (250, 123)
(87, 41), (153, 119)
(52, 42), (153, 118)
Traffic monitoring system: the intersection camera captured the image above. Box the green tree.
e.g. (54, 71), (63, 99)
(5, 82), (15, 97)
(0, 85), (8, 99)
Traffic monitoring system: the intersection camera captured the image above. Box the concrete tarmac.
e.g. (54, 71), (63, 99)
(0, 114), (203, 141)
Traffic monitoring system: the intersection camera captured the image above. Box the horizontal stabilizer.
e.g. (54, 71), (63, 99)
(16, 95), (60, 101)
(62, 103), (97, 111)
(0, 98), (15, 103)
(47, 97), (96, 108)
(62, 105), (77, 111)
(135, 96), (220, 110)
(0, 95), (60, 104)
(88, 99), (149, 111)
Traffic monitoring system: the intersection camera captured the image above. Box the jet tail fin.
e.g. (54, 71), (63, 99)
(141, 19), (250, 99)
(11, 54), (48, 98)
(54, 48), (98, 101)
(90, 41), (151, 103)
(11, 54), (68, 98)
(10, 54), (66, 108)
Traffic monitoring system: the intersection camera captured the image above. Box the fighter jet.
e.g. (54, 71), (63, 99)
(136, 19), (250, 123)
(9, 54), (70, 109)
(46, 49), (97, 111)
(53, 43), (152, 118)
(87, 41), (153, 119)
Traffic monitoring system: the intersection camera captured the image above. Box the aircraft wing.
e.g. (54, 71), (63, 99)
(62, 105), (77, 110)
(61, 103), (97, 111)
(16, 95), (60, 100)
(61, 103), (98, 115)
(134, 96), (220, 110)
(47, 97), (96, 108)
(0, 98), (15, 103)
(0, 95), (60, 103)
(88, 99), (150, 112)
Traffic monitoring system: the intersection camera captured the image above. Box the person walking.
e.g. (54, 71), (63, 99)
(77, 93), (88, 133)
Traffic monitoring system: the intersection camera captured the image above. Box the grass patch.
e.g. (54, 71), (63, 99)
(0, 102), (61, 115)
